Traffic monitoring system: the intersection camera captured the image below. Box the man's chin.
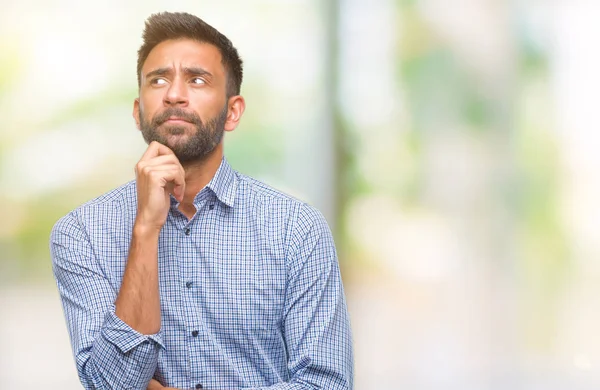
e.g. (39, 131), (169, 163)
(164, 133), (189, 144)
(159, 130), (193, 149)
(160, 121), (191, 134)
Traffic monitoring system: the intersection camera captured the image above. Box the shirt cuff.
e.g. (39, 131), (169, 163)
(101, 304), (165, 354)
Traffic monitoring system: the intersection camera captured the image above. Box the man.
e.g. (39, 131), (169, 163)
(50, 11), (353, 390)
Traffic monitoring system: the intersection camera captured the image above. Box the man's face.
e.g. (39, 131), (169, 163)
(134, 39), (229, 163)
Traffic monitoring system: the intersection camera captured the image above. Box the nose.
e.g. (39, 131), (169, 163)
(164, 77), (189, 107)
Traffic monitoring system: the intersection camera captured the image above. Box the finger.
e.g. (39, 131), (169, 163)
(140, 141), (175, 161)
(165, 178), (185, 203)
(137, 155), (183, 170)
(137, 164), (183, 184)
(171, 170), (186, 202)
(147, 168), (184, 187)
(137, 163), (185, 176)
(148, 168), (186, 202)
(139, 163), (183, 174)
(141, 164), (185, 198)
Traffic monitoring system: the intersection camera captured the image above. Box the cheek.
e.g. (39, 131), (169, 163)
(139, 100), (158, 123)
(138, 108), (155, 128)
(192, 92), (227, 118)
(139, 91), (163, 115)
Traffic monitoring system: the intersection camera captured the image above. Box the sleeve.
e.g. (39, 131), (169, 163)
(50, 212), (164, 390)
(248, 204), (354, 389)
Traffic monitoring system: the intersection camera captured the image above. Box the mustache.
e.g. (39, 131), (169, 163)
(152, 107), (203, 126)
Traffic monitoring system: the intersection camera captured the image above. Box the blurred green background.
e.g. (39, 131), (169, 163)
(1, 0), (600, 389)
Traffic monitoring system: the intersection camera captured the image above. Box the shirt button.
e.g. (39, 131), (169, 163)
(185, 281), (193, 288)
(195, 384), (203, 389)
(192, 330), (199, 337)
(209, 204), (215, 210)
(184, 228), (191, 236)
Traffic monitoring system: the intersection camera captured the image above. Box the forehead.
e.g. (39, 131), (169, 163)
(142, 39), (225, 77)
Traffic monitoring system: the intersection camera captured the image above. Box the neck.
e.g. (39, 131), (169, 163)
(180, 143), (224, 205)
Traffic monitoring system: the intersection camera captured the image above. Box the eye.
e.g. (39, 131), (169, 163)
(191, 77), (206, 85)
(151, 78), (167, 85)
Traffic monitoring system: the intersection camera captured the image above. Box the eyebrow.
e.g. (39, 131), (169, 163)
(145, 67), (213, 80)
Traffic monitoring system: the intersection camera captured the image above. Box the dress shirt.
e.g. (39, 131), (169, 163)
(50, 157), (353, 390)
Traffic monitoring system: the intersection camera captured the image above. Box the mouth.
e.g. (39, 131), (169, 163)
(164, 117), (191, 124)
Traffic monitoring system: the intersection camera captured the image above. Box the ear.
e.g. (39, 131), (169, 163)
(224, 95), (246, 132)
(133, 98), (141, 130)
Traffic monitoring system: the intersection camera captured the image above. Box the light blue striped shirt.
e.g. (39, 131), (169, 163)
(50, 158), (353, 390)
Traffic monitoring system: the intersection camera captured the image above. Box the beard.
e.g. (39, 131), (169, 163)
(139, 104), (228, 164)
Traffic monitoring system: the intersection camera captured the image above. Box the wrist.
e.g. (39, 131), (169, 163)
(133, 220), (162, 238)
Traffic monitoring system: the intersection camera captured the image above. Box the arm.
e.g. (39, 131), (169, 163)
(253, 205), (354, 390)
(116, 141), (185, 335)
(51, 142), (186, 390)
(51, 213), (165, 390)
(115, 223), (161, 334)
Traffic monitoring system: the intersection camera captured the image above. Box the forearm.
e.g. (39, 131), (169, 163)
(81, 311), (162, 390)
(51, 217), (163, 390)
(115, 222), (162, 334)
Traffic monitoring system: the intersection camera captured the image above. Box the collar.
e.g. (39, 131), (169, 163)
(199, 156), (237, 208)
(169, 157), (238, 209)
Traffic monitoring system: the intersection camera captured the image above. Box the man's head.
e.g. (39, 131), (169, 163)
(136, 12), (243, 98)
(133, 12), (245, 164)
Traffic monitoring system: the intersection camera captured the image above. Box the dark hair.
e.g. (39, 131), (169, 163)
(137, 12), (243, 97)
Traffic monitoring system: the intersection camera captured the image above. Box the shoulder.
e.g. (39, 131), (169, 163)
(51, 181), (137, 236)
(235, 172), (330, 236)
(236, 173), (303, 205)
(235, 173), (326, 221)
(76, 180), (137, 211)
